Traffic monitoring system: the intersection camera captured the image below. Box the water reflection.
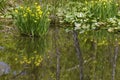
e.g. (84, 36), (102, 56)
(0, 34), (50, 80)
(0, 28), (120, 80)
(15, 36), (48, 55)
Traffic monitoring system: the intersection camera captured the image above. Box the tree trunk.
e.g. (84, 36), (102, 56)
(73, 30), (84, 80)
(112, 39), (119, 80)
(54, 27), (60, 80)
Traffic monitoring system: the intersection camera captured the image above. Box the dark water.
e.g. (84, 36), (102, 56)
(0, 27), (120, 80)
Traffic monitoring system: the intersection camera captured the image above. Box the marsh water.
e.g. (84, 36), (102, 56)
(0, 27), (120, 80)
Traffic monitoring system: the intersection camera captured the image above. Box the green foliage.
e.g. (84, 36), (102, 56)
(0, 0), (7, 14)
(12, 3), (50, 37)
(57, 1), (120, 34)
(86, 0), (119, 20)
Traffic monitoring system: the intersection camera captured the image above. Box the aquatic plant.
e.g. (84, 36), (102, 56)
(12, 3), (50, 37)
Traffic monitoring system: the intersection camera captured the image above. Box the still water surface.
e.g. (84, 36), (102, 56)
(0, 28), (120, 80)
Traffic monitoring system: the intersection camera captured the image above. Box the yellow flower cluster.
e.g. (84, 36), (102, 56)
(15, 54), (43, 67)
(14, 3), (43, 23)
(86, 0), (118, 4)
(87, 0), (119, 9)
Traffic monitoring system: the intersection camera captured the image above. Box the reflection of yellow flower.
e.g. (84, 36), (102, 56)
(27, 61), (31, 64)
(38, 59), (41, 63)
(20, 61), (24, 64)
(15, 58), (18, 61)
(35, 62), (40, 66)
(33, 50), (37, 53)
(18, 54), (43, 67)
(31, 57), (34, 60)
(47, 56), (50, 59)
(23, 56), (27, 60)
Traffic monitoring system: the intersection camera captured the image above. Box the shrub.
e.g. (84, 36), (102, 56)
(13, 3), (50, 37)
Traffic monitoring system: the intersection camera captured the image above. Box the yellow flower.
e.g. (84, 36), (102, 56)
(85, 1), (88, 4)
(36, 6), (41, 10)
(34, 20), (37, 23)
(23, 14), (27, 17)
(28, 10), (32, 13)
(39, 11), (43, 15)
(26, 7), (30, 11)
(31, 14), (35, 16)
(116, 4), (119, 6)
(35, 2), (38, 5)
(20, 6), (23, 9)
(48, 19), (51, 21)
(47, 12), (50, 15)
(103, 2), (106, 5)
(15, 10), (18, 13)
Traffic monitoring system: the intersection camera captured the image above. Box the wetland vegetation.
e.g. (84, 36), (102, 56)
(0, 0), (120, 80)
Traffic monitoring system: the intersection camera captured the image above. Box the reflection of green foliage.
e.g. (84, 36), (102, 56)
(1, 27), (120, 79)
(15, 36), (48, 55)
